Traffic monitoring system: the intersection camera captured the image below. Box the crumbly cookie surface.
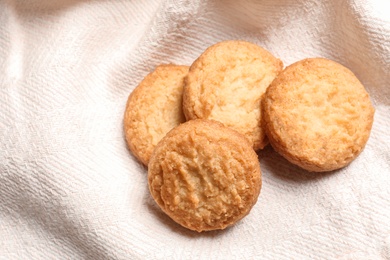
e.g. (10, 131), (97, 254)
(148, 119), (261, 232)
(124, 64), (189, 165)
(262, 58), (375, 172)
(183, 40), (283, 150)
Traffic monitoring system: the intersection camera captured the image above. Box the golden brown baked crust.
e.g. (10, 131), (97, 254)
(262, 58), (375, 172)
(148, 119), (261, 232)
(183, 40), (283, 150)
(124, 64), (189, 165)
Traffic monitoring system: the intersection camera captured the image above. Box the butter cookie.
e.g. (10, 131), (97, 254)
(124, 65), (189, 165)
(183, 40), (283, 150)
(262, 58), (375, 172)
(148, 119), (261, 232)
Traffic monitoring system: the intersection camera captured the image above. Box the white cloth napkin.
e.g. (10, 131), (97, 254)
(1, 0), (389, 259)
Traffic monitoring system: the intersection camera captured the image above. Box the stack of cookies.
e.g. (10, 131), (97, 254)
(124, 40), (375, 232)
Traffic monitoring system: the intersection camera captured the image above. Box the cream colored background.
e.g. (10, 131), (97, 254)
(0, 0), (389, 259)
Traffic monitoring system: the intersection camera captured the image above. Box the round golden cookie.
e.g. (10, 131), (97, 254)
(262, 58), (375, 172)
(124, 64), (189, 165)
(148, 119), (261, 232)
(183, 40), (283, 150)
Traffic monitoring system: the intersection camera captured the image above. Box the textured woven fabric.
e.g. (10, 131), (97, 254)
(0, 0), (389, 259)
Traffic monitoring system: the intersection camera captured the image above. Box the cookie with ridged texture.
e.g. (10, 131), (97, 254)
(262, 58), (375, 172)
(148, 119), (261, 232)
(124, 64), (189, 165)
(183, 40), (283, 150)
